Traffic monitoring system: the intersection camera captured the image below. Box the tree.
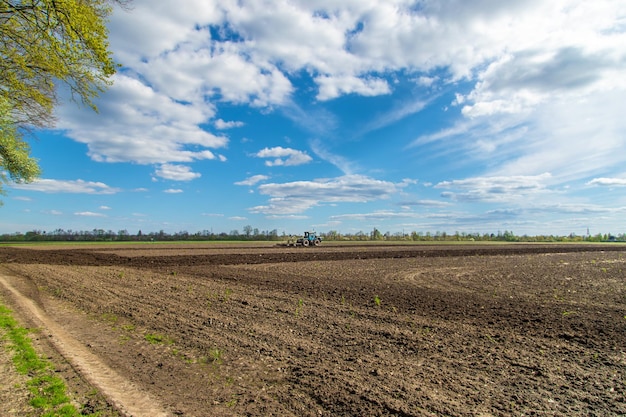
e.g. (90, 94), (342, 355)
(0, 0), (127, 198)
(0, 97), (40, 202)
(371, 228), (382, 240)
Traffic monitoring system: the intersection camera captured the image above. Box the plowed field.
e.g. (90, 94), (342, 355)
(1, 243), (625, 416)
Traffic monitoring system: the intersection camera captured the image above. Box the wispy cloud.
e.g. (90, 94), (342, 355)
(75, 211), (107, 217)
(397, 199), (452, 208)
(251, 174), (409, 215)
(309, 139), (357, 175)
(436, 173), (552, 203)
(235, 175), (269, 186)
(12, 179), (120, 194)
(587, 177), (626, 187)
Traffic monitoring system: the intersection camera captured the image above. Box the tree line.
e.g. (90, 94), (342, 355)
(1, 227), (623, 243)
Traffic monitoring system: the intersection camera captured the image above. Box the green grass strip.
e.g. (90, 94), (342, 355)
(0, 303), (81, 416)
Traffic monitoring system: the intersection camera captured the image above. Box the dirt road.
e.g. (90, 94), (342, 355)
(0, 243), (625, 416)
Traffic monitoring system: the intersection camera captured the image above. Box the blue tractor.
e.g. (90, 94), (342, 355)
(296, 231), (322, 247)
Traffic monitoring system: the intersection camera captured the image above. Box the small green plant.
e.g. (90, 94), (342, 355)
(144, 333), (173, 345)
(101, 312), (118, 324)
(220, 288), (233, 302)
(373, 295), (381, 306)
(295, 298), (304, 316)
(121, 323), (136, 332)
(226, 395), (239, 407)
(209, 347), (223, 364)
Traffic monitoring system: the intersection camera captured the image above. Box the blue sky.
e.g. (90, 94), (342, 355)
(4, 0), (626, 236)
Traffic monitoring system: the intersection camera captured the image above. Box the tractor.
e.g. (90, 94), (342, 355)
(294, 231), (322, 247)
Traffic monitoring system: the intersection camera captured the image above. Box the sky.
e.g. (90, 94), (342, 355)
(3, 0), (626, 237)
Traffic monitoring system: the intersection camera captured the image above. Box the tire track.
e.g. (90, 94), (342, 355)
(0, 269), (171, 417)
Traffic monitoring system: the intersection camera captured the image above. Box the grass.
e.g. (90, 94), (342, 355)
(0, 303), (83, 416)
(209, 347), (223, 364)
(144, 332), (174, 345)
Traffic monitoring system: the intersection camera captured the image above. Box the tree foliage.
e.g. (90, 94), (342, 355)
(0, 0), (124, 197)
(0, 96), (40, 203)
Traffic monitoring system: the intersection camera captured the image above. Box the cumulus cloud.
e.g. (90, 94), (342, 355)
(155, 164), (201, 181)
(59, 1), (624, 170)
(57, 75), (227, 165)
(215, 119), (244, 129)
(46, 0), (626, 234)
(254, 147), (312, 167)
(163, 189), (183, 194)
(316, 75), (391, 101)
(12, 179), (120, 194)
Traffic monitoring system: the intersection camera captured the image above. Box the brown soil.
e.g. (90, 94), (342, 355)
(0, 243), (625, 416)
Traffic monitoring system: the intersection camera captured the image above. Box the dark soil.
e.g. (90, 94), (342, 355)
(1, 243), (625, 416)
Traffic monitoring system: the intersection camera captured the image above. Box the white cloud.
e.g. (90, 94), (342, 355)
(99, 206), (112, 210)
(398, 199), (452, 208)
(330, 210), (422, 221)
(459, 47), (623, 118)
(309, 139), (356, 175)
(316, 75), (391, 101)
(251, 174), (409, 215)
(12, 179), (120, 194)
(235, 175), (269, 186)
(163, 189), (183, 194)
(587, 177), (626, 187)
(104, 0), (626, 110)
(215, 119), (244, 129)
(155, 164), (201, 181)
(57, 74), (227, 165)
(436, 173), (552, 203)
(254, 147), (312, 167)
(48, 0), (626, 220)
(75, 211), (107, 217)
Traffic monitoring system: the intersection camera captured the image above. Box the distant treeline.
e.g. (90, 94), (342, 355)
(0, 227), (624, 243)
